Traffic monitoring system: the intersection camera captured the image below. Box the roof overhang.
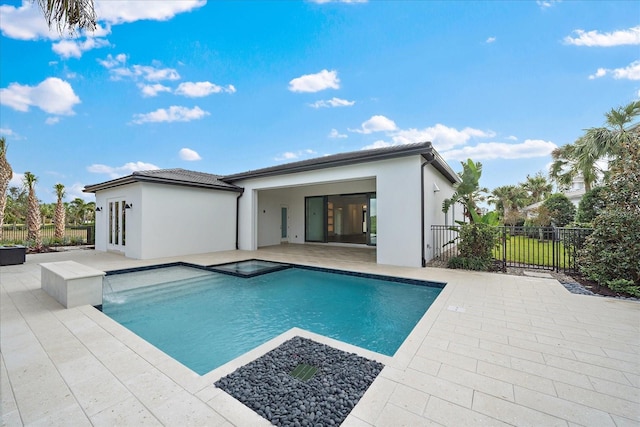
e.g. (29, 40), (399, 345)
(84, 173), (243, 194)
(222, 142), (458, 184)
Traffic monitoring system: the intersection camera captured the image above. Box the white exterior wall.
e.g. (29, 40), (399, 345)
(422, 162), (460, 262)
(94, 183), (238, 259)
(93, 184), (143, 258)
(235, 156), (437, 267)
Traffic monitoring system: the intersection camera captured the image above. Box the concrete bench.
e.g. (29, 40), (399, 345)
(40, 261), (106, 308)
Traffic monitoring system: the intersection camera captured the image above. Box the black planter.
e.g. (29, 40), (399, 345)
(0, 245), (26, 266)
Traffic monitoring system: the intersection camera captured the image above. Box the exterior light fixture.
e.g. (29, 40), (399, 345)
(95, 207), (102, 212)
(125, 203), (133, 209)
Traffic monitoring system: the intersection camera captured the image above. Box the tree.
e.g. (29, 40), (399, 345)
(0, 137), (12, 240)
(575, 187), (607, 224)
(36, 0), (96, 35)
(523, 172), (553, 204)
(23, 172), (42, 247)
(54, 183), (66, 240)
(69, 198), (90, 225)
(579, 137), (640, 293)
(488, 185), (529, 225)
(549, 142), (599, 192)
(442, 159), (487, 223)
(580, 100), (640, 162)
(541, 193), (576, 227)
(4, 187), (27, 226)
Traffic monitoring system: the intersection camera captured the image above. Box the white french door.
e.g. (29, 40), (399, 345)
(107, 198), (127, 251)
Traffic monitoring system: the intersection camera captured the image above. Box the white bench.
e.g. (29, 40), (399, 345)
(40, 261), (106, 308)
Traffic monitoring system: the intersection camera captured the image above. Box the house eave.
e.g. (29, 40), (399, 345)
(83, 175), (243, 194)
(223, 142), (457, 183)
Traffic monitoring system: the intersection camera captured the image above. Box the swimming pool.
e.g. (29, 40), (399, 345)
(102, 263), (444, 375)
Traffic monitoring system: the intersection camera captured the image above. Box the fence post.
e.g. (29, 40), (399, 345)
(502, 226), (507, 272)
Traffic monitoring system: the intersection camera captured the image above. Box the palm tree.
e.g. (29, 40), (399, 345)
(549, 142), (599, 192)
(0, 137), (12, 240)
(69, 198), (89, 225)
(36, 0), (96, 34)
(443, 159), (488, 223)
(489, 185), (529, 225)
(54, 183), (66, 240)
(523, 172), (553, 204)
(581, 100), (640, 161)
(23, 172), (42, 248)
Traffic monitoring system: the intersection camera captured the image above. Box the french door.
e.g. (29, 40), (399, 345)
(107, 198), (127, 251)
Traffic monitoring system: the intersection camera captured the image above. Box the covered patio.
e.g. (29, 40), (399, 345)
(1, 248), (638, 426)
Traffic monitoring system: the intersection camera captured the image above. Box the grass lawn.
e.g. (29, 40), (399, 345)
(494, 235), (575, 269)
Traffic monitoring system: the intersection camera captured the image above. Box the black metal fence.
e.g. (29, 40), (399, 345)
(431, 225), (593, 273)
(1, 224), (95, 245)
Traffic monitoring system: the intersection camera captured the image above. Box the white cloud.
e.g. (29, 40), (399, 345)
(390, 124), (495, 150)
(52, 37), (110, 58)
(507, 135), (518, 141)
(0, 127), (19, 138)
(0, 77), (80, 115)
(99, 53), (127, 68)
(0, 1), (56, 40)
(45, 117), (60, 125)
(179, 148), (201, 161)
(139, 83), (172, 97)
(67, 182), (95, 201)
(175, 81), (236, 97)
(486, 36), (496, 43)
(441, 139), (558, 161)
(309, 97), (355, 108)
(309, 0), (368, 3)
(95, 0), (206, 25)
(288, 69), (340, 93)
(536, 0), (560, 9)
(565, 26), (640, 47)
(589, 60), (640, 80)
(0, 0), (204, 41)
(275, 149), (317, 161)
(328, 128), (347, 139)
(362, 140), (392, 150)
(99, 54), (180, 82)
(9, 172), (24, 188)
(131, 106), (209, 124)
(350, 115), (397, 134)
(87, 161), (160, 179)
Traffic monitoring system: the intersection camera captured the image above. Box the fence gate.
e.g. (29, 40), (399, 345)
(431, 225), (592, 274)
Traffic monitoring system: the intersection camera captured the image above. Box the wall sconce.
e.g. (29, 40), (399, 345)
(125, 203), (133, 209)
(95, 207), (102, 212)
(433, 183), (441, 193)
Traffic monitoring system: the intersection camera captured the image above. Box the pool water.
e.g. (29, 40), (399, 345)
(102, 266), (443, 375)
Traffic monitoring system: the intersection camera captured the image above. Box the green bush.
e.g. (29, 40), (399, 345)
(448, 223), (500, 271)
(542, 193), (576, 227)
(447, 256), (491, 271)
(606, 279), (640, 298)
(576, 187), (607, 224)
(579, 138), (640, 290)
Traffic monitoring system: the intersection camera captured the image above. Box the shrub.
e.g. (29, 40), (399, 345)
(606, 279), (640, 298)
(447, 223), (500, 271)
(542, 193), (576, 227)
(579, 138), (640, 290)
(447, 256), (491, 271)
(576, 187), (607, 224)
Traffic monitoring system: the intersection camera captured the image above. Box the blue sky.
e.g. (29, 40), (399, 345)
(1, 0), (638, 203)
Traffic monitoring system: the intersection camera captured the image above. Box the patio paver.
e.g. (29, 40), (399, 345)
(1, 245), (638, 426)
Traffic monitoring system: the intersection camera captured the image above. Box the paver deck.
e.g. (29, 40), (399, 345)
(1, 246), (638, 426)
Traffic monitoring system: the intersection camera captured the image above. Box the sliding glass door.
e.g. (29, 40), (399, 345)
(305, 193), (376, 246)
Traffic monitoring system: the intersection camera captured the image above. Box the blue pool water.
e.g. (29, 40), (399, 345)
(102, 266), (443, 375)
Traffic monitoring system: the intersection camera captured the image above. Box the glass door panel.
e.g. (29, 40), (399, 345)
(368, 194), (377, 246)
(305, 196), (326, 242)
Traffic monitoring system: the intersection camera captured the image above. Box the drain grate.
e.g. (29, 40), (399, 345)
(290, 363), (318, 381)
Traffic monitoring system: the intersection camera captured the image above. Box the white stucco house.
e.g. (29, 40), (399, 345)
(84, 142), (462, 268)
